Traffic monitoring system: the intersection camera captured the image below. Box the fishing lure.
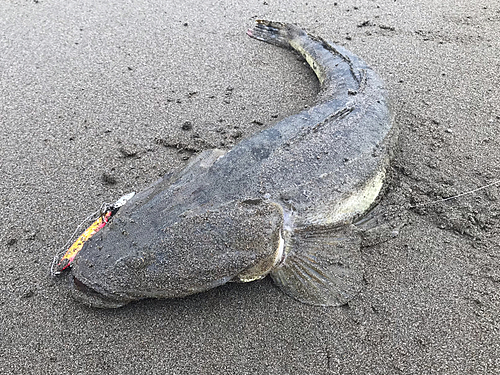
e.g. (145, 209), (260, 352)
(52, 192), (135, 274)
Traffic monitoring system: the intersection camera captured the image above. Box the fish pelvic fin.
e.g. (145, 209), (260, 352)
(270, 225), (363, 307)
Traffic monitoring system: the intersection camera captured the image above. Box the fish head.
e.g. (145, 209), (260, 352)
(64, 198), (284, 308)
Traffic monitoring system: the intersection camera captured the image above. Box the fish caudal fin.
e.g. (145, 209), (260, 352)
(247, 20), (300, 49)
(270, 225), (363, 306)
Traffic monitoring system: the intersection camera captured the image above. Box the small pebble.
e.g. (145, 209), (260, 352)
(102, 173), (117, 185)
(20, 288), (35, 299)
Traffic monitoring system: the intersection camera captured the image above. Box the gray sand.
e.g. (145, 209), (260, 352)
(1, 0), (499, 373)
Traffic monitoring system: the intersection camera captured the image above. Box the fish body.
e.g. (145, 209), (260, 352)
(64, 21), (395, 308)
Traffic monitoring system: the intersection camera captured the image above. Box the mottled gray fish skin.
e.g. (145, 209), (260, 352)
(66, 20), (395, 308)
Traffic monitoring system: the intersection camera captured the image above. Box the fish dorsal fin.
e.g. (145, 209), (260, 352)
(178, 149), (226, 179)
(270, 225), (363, 306)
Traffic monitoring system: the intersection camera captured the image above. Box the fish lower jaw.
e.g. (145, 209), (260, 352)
(68, 274), (134, 308)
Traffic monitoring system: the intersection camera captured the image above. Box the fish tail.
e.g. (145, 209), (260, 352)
(247, 20), (332, 85)
(247, 20), (302, 49)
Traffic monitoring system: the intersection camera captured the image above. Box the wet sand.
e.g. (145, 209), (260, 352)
(1, 1), (499, 373)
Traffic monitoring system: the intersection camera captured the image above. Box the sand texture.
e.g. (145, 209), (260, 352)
(1, 1), (499, 374)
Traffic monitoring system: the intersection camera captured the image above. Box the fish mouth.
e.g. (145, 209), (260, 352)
(67, 274), (135, 309)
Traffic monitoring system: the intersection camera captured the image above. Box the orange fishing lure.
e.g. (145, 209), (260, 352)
(54, 192), (135, 274)
(55, 210), (113, 272)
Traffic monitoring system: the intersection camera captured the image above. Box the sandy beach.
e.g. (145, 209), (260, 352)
(1, 0), (499, 373)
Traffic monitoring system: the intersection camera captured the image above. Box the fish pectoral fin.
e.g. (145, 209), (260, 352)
(270, 225), (363, 307)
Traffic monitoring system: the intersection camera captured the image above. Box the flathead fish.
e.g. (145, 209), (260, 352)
(58, 20), (395, 308)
